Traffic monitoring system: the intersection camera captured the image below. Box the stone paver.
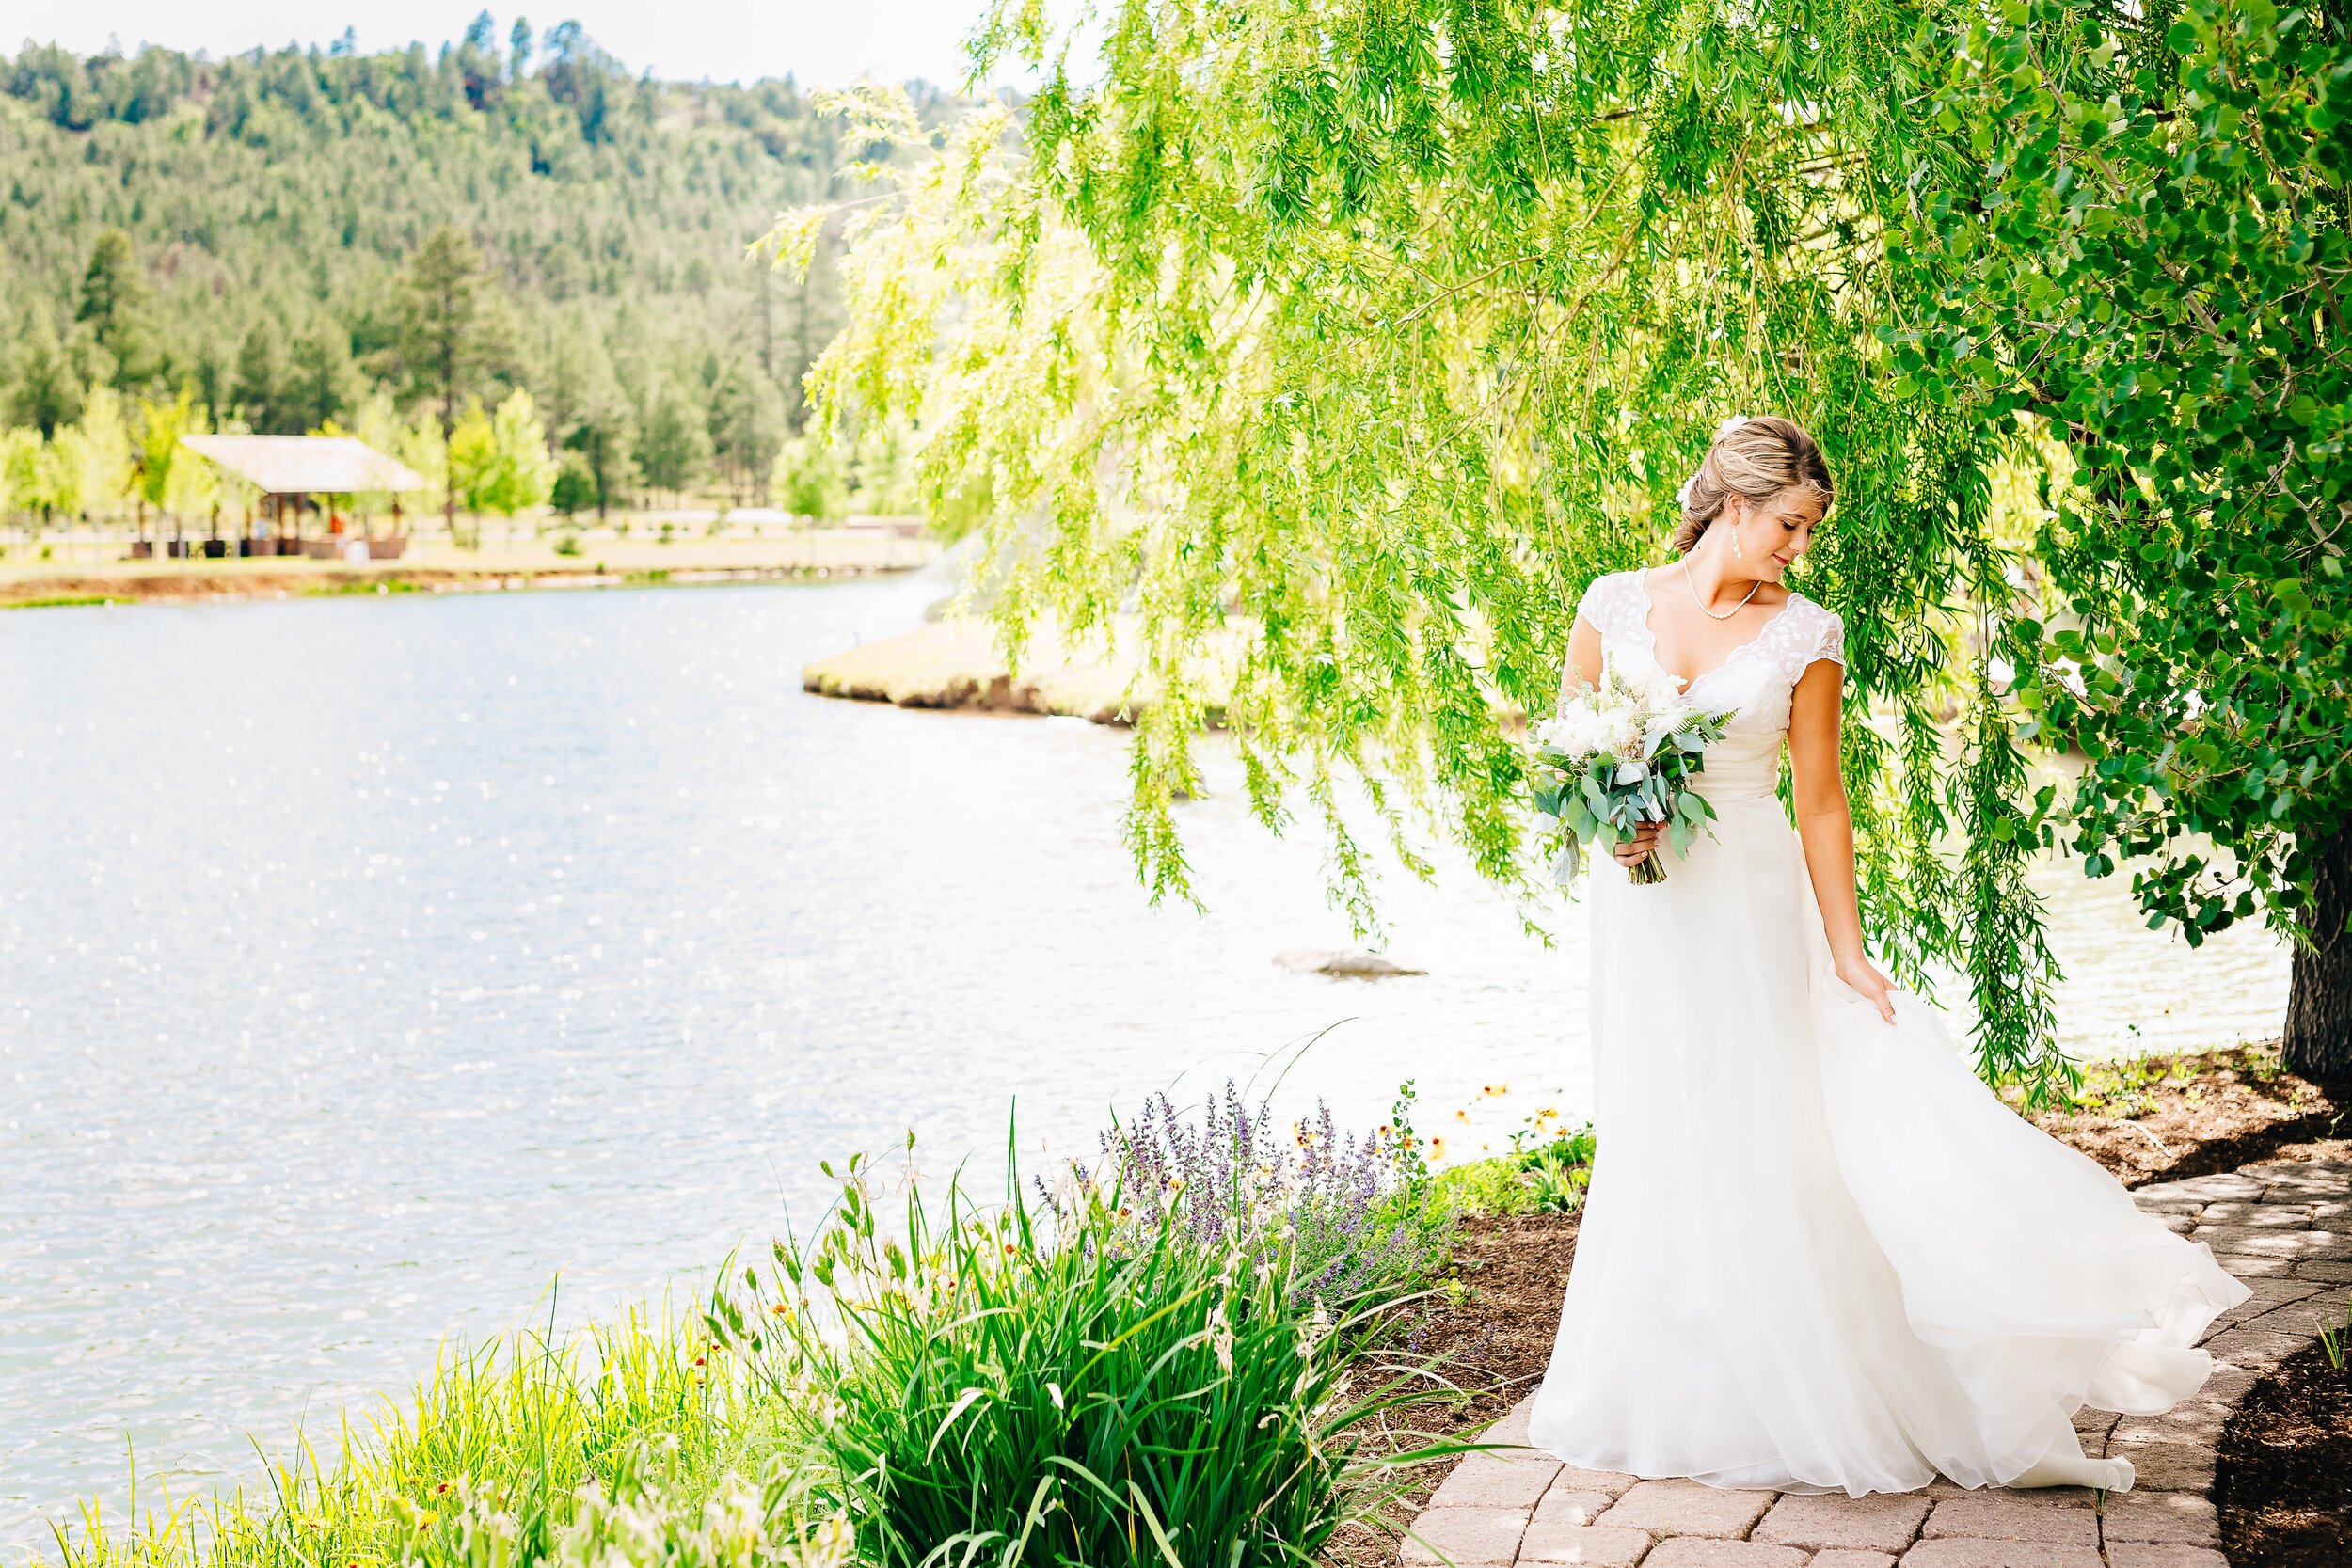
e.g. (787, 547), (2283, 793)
(2101, 1492), (2219, 1547)
(2105, 1546), (2231, 1568)
(1595, 1479), (1773, 1539)
(1920, 1497), (2099, 1545)
(1550, 1464), (1643, 1497)
(1752, 1492), (1929, 1552)
(1514, 1522), (1653, 1564)
(1642, 1541), (1806, 1567)
(1895, 1544), (2103, 1568)
(1530, 1489), (1615, 1528)
(1403, 1506), (1528, 1566)
(1433, 1451), (1565, 1509)
(1395, 1158), (2347, 1568)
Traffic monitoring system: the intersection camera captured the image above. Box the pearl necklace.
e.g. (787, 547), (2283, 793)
(1681, 555), (1762, 621)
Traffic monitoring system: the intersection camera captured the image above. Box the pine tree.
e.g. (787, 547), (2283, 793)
(75, 229), (151, 385)
(635, 378), (707, 503)
(230, 324), (282, 433)
(9, 316), (84, 436)
(398, 228), (491, 535)
(283, 322), (358, 434)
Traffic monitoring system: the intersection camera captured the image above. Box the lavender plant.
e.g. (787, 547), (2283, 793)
(1057, 1080), (1450, 1307)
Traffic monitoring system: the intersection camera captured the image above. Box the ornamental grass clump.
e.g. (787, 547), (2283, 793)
(710, 1132), (1454, 1568)
(1081, 1080), (1451, 1308)
(51, 1301), (787, 1568)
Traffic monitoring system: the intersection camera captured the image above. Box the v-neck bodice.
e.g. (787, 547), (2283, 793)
(1571, 568), (1846, 743)
(1631, 568), (1804, 698)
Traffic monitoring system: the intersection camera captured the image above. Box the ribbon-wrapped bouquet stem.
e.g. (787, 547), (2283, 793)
(1531, 663), (1735, 885)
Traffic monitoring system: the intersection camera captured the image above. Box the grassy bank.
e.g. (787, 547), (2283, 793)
(801, 618), (1241, 727)
(54, 1048), (2332, 1568)
(43, 1093), (1463, 1568)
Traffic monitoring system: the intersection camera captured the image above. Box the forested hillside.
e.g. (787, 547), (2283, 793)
(0, 19), (959, 517)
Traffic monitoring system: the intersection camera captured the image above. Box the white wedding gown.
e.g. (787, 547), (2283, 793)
(1527, 570), (2249, 1496)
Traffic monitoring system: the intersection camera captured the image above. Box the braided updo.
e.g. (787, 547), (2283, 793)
(1672, 415), (1834, 554)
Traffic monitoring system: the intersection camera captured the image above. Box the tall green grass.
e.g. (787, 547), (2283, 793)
(708, 1146), (1457, 1568)
(47, 1098), (1458, 1568)
(51, 1295), (816, 1568)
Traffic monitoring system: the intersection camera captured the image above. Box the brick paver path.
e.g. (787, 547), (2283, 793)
(1404, 1158), (2352, 1568)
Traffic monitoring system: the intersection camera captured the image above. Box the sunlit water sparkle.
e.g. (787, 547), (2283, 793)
(0, 573), (2288, 1549)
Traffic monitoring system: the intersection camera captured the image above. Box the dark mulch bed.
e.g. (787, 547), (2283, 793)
(2217, 1339), (2352, 1568)
(1334, 1041), (2345, 1564)
(2019, 1042), (2347, 1189)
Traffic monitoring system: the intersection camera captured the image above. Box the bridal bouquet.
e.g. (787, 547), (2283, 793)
(1531, 663), (1734, 885)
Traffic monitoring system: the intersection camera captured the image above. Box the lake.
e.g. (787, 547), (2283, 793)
(0, 572), (2290, 1550)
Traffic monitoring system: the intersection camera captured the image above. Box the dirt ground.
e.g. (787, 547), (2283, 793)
(2217, 1339), (2352, 1568)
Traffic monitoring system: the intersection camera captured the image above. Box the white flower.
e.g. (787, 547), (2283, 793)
(1715, 414), (1751, 440)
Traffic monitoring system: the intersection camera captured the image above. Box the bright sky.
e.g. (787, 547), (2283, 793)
(13, 0), (1041, 91)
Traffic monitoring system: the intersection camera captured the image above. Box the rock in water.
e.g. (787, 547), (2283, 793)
(1274, 948), (1428, 978)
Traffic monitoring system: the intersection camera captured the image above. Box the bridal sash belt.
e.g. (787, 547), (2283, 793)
(1698, 746), (1781, 801)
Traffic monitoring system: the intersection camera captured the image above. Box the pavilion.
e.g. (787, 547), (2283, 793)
(178, 435), (426, 560)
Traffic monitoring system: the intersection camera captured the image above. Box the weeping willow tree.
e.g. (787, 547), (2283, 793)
(768, 0), (2352, 1096)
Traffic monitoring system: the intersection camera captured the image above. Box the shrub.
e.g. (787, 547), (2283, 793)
(1084, 1080), (1449, 1307)
(712, 1130), (1450, 1568)
(770, 436), (849, 523)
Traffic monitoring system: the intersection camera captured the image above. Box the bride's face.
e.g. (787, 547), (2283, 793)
(1722, 490), (1829, 583)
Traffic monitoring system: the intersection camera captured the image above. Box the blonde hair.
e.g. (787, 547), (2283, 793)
(1673, 415), (1834, 554)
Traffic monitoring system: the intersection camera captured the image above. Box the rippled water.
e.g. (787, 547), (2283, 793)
(0, 574), (2289, 1549)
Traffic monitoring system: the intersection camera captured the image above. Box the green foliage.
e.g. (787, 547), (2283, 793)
(550, 455), (598, 519)
(710, 1145), (1445, 1568)
(782, 0), (2352, 1092)
(51, 1300), (772, 1568)
(779, 16), (2067, 1086)
(1432, 1111), (1599, 1219)
(50, 1089), (1458, 1568)
(135, 387), (204, 514)
(769, 434), (849, 521)
(1896, 0), (2352, 968)
(639, 379), (715, 502)
(74, 227), (151, 383)
(0, 31), (937, 505)
(8, 312), (84, 436)
(399, 227), (506, 437)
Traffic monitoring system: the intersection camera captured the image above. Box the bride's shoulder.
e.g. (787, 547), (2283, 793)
(1786, 590), (1847, 666)
(1575, 567), (1643, 615)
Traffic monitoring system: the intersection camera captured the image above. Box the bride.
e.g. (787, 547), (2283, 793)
(1526, 415), (2249, 1497)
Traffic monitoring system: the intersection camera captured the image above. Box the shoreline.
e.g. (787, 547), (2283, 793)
(802, 615), (1239, 727)
(0, 532), (936, 610)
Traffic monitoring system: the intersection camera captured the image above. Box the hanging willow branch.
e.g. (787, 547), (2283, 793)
(761, 0), (2175, 1095)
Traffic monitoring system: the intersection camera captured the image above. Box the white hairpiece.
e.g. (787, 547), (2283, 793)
(1675, 477), (1695, 507)
(1714, 415), (1751, 440)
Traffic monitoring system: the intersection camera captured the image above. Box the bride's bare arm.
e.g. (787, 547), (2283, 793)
(1788, 659), (1897, 1021)
(1565, 613), (1606, 695)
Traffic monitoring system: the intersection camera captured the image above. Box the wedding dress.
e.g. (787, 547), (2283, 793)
(1526, 569), (2249, 1497)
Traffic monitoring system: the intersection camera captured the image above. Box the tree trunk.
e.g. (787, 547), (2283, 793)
(2284, 822), (2352, 1084)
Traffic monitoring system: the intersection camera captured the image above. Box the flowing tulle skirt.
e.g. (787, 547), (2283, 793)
(1526, 796), (2249, 1496)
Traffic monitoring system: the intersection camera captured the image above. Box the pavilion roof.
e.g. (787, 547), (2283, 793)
(179, 435), (426, 495)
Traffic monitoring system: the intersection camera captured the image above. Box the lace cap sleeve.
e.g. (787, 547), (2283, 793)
(1808, 603), (1847, 668)
(1573, 572), (1616, 634)
(1564, 572), (1619, 702)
